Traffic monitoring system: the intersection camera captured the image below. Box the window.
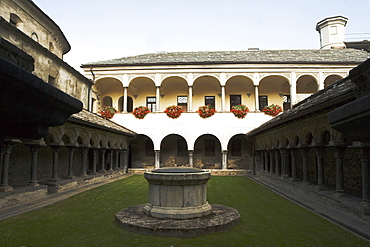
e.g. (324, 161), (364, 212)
(177, 96), (187, 112)
(145, 139), (154, 157)
(177, 139), (187, 157)
(205, 139), (215, 157)
(205, 96), (215, 108)
(230, 95), (241, 110)
(10, 13), (22, 29)
(258, 95), (268, 111)
(31, 33), (38, 42)
(230, 139), (242, 156)
(146, 97), (156, 112)
(48, 75), (56, 86)
(283, 95), (291, 111)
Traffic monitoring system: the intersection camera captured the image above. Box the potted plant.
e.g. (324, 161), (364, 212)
(164, 105), (183, 119)
(132, 106), (150, 119)
(99, 106), (117, 120)
(231, 104), (249, 119)
(197, 105), (216, 119)
(262, 104), (282, 117)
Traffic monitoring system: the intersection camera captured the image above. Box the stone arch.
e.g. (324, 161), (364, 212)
(129, 134), (155, 168)
(296, 75), (318, 99)
(193, 75), (221, 111)
(95, 77), (124, 111)
(77, 131), (90, 147)
(324, 74), (343, 88)
(160, 134), (188, 167)
(227, 134), (252, 169)
(225, 75), (254, 111)
(193, 134), (222, 169)
(129, 77), (156, 111)
(258, 75), (290, 111)
(160, 76), (189, 112)
(46, 127), (63, 144)
(90, 133), (100, 148)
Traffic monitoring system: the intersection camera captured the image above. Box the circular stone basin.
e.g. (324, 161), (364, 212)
(143, 167), (212, 219)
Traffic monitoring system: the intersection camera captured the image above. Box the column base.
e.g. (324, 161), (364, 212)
(28, 182), (40, 186)
(0, 185), (13, 192)
(302, 181), (311, 186)
(281, 174), (290, 179)
(68, 175), (76, 179)
(333, 191), (347, 197)
(314, 185), (328, 191)
(291, 178), (300, 182)
(99, 169), (107, 174)
(48, 177), (61, 182)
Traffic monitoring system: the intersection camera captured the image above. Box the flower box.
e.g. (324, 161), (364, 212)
(231, 104), (249, 119)
(132, 106), (150, 119)
(99, 106), (117, 120)
(262, 104), (282, 117)
(197, 105), (216, 119)
(164, 105), (183, 119)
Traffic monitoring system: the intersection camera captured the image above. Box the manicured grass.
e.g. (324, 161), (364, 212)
(1, 175), (369, 247)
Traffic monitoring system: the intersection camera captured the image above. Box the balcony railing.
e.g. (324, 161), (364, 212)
(345, 33), (370, 42)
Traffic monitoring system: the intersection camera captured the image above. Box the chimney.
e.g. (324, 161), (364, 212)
(316, 16), (348, 49)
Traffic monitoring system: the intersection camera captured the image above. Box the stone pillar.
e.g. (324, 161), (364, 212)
(0, 143), (14, 192)
(156, 86), (160, 112)
(290, 72), (297, 106)
(154, 150), (160, 169)
(99, 149), (107, 173)
(188, 86), (193, 112)
(188, 150), (194, 167)
(115, 150), (119, 170)
(108, 150), (114, 172)
(222, 150), (228, 170)
(91, 148), (98, 175)
(290, 149), (299, 182)
(264, 151), (269, 171)
(334, 146), (346, 196)
(269, 150), (274, 173)
(81, 147), (88, 177)
(123, 149), (129, 172)
(280, 149), (289, 178)
(300, 148), (309, 184)
(123, 87), (128, 113)
(50, 146), (61, 182)
(315, 147), (327, 191)
(254, 85), (259, 111)
(68, 147), (76, 179)
(221, 85), (226, 112)
(359, 147), (370, 205)
(28, 145), (40, 186)
(274, 150), (280, 175)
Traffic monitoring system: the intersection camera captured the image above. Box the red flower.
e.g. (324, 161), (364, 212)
(132, 106), (151, 119)
(164, 105), (183, 119)
(99, 106), (117, 120)
(262, 104), (282, 117)
(197, 105), (216, 118)
(231, 104), (249, 119)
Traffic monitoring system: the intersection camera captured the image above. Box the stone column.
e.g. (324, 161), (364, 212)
(254, 85), (260, 111)
(28, 145), (40, 186)
(315, 147), (327, 191)
(221, 85), (226, 112)
(50, 146), (61, 182)
(274, 150), (280, 175)
(269, 150), (274, 173)
(264, 151), (269, 171)
(154, 150), (160, 169)
(0, 143), (14, 192)
(188, 86), (193, 112)
(280, 149), (289, 178)
(81, 147), (88, 177)
(123, 87), (128, 113)
(91, 148), (98, 175)
(115, 150), (119, 170)
(188, 150), (194, 167)
(99, 149), (107, 173)
(222, 150), (228, 170)
(108, 150), (114, 172)
(359, 147), (370, 205)
(334, 146), (346, 196)
(156, 86), (160, 112)
(123, 149), (129, 172)
(67, 147), (76, 179)
(300, 148), (309, 184)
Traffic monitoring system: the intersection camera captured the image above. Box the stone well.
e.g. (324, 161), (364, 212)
(143, 167), (212, 219)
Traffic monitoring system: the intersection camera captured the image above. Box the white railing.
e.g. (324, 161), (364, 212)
(345, 33), (370, 42)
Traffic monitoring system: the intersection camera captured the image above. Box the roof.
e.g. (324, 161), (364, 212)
(82, 49), (370, 67)
(246, 76), (356, 138)
(68, 110), (136, 137)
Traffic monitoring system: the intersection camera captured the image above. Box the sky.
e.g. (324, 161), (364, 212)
(33, 0), (370, 72)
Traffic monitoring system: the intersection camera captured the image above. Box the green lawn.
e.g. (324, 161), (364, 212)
(1, 175), (369, 247)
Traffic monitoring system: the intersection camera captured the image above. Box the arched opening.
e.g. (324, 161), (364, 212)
(102, 96), (112, 108)
(194, 134), (221, 169)
(129, 134), (154, 168)
(95, 77), (124, 112)
(161, 76), (188, 112)
(118, 96), (134, 113)
(259, 76), (290, 111)
(296, 75), (318, 103)
(129, 77), (156, 111)
(160, 134), (188, 167)
(227, 134), (252, 169)
(324, 75), (343, 88)
(10, 13), (23, 30)
(225, 76), (254, 111)
(193, 76), (221, 111)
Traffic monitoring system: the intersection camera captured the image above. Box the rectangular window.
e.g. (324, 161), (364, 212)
(230, 139), (242, 156)
(258, 95), (268, 111)
(177, 139), (187, 157)
(283, 95), (291, 111)
(205, 139), (215, 157)
(146, 97), (156, 112)
(205, 96), (215, 108)
(177, 96), (188, 112)
(230, 95), (242, 110)
(145, 139), (154, 157)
